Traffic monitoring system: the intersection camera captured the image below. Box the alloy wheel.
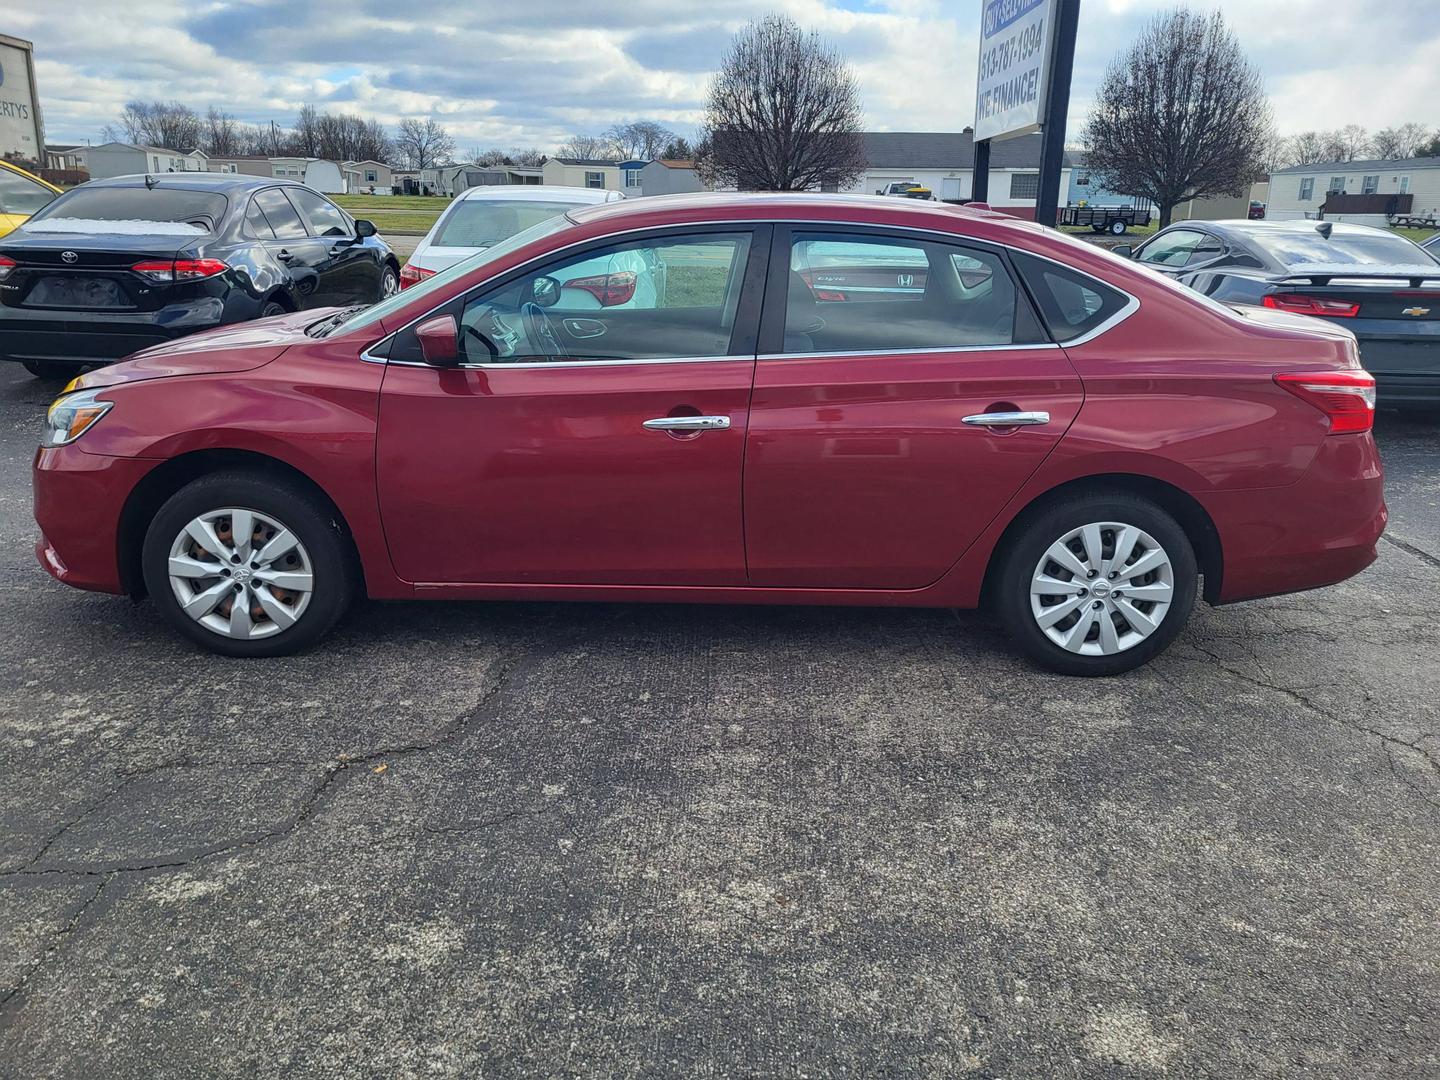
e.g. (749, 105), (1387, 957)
(166, 507), (314, 640)
(1028, 521), (1175, 656)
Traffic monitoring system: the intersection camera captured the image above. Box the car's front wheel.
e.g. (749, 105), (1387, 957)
(141, 472), (355, 657)
(994, 493), (1197, 676)
(379, 265), (399, 299)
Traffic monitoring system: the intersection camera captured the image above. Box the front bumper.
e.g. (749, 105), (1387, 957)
(1202, 432), (1386, 604)
(33, 445), (158, 594)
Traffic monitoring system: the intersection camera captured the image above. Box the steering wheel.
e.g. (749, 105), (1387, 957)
(522, 302), (563, 358)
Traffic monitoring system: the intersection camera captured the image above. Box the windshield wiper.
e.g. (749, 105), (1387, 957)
(306, 305), (368, 338)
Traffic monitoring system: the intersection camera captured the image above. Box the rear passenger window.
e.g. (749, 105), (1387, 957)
(783, 233), (1025, 353)
(252, 188), (308, 240)
(1011, 253), (1130, 342)
(244, 197), (276, 239)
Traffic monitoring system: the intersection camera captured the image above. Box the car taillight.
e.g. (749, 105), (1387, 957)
(399, 264), (434, 289)
(0, 255), (15, 281)
(1275, 370), (1376, 434)
(564, 270), (637, 307)
(1263, 294), (1360, 318)
(131, 258), (228, 283)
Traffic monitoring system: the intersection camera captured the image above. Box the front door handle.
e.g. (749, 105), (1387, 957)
(642, 415), (731, 431)
(962, 411), (1050, 427)
(276, 249), (295, 263)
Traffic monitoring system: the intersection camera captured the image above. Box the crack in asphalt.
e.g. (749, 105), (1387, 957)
(1381, 532), (1440, 572)
(0, 875), (111, 1012)
(0, 649), (529, 881)
(1190, 642), (1440, 813)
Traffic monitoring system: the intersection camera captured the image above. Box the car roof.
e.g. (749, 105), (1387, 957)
(78, 173), (308, 192)
(454, 185), (621, 203)
(565, 190), (1021, 230)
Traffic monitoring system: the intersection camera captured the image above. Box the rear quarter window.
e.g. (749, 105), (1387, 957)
(1011, 252), (1131, 342)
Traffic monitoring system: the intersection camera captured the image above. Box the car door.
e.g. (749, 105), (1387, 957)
(248, 187), (346, 309)
(742, 227), (1085, 589)
(284, 186), (381, 303)
(375, 226), (768, 586)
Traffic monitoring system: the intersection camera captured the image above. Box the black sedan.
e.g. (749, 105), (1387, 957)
(1120, 219), (1440, 406)
(0, 173), (399, 380)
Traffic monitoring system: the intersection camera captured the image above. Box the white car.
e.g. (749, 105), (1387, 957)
(401, 185), (663, 309)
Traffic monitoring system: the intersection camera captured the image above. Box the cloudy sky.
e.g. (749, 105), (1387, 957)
(9, 0), (1440, 153)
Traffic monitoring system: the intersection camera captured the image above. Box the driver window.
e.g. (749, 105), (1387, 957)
(457, 231), (752, 364)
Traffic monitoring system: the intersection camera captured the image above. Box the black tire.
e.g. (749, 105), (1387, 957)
(260, 299), (288, 318)
(23, 359), (88, 382)
(141, 471), (355, 657)
(993, 492), (1198, 677)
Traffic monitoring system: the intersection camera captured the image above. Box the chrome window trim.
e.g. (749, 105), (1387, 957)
(758, 342), (1061, 361)
(359, 216), (1142, 366)
(360, 350), (742, 370)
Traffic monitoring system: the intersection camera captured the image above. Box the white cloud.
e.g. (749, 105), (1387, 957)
(11, 0), (1440, 154)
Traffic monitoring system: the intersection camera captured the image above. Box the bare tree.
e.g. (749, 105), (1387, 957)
(1318, 124), (1372, 163)
(201, 107), (241, 157)
(1282, 131), (1330, 167)
(1371, 122), (1430, 161)
(1082, 9), (1272, 227)
(103, 101), (203, 151)
(604, 121), (676, 160)
(395, 118), (456, 169)
(508, 147), (545, 166)
(557, 133), (617, 160)
(695, 14), (866, 191)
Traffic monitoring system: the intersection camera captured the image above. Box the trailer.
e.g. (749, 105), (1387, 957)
(1059, 203), (1151, 235)
(0, 35), (44, 169)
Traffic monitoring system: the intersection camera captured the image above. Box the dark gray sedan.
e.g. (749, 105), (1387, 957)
(1120, 219), (1440, 407)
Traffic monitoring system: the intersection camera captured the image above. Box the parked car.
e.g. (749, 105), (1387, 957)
(1247, 201), (1266, 220)
(0, 159), (60, 238)
(1120, 218), (1440, 406)
(34, 193), (1384, 675)
(878, 182), (935, 200)
(0, 173), (399, 380)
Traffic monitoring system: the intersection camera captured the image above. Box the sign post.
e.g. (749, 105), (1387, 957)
(971, 0), (1079, 222)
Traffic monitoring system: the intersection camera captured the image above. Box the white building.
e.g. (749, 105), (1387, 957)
(842, 131), (1072, 220)
(267, 157), (345, 193)
(541, 158), (623, 191)
(1269, 157), (1440, 224)
(85, 142), (206, 179)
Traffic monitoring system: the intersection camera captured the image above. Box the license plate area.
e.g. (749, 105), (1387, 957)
(24, 275), (134, 309)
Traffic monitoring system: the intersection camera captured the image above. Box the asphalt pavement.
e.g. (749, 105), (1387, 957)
(0, 361), (1437, 1078)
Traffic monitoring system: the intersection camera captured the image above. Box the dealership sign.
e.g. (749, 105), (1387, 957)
(974, 0), (1057, 142)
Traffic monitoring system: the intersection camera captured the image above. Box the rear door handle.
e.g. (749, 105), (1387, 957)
(643, 415), (731, 431)
(961, 411), (1050, 427)
(276, 249), (295, 263)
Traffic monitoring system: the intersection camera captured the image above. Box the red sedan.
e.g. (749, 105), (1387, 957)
(33, 193), (1385, 675)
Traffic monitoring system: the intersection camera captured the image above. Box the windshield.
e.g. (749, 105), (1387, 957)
(434, 199), (590, 248)
(1234, 226), (1436, 268)
(28, 187), (229, 232)
(332, 213), (576, 336)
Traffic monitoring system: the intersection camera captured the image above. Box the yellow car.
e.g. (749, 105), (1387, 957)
(0, 159), (61, 238)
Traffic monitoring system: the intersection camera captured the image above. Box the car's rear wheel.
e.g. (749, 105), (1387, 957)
(260, 299), (288, 318)
(141, 472), (355, 657)
(23, 360), (88, 382)
(379, 265), (399, 299)
(994, 493), (1197, 676)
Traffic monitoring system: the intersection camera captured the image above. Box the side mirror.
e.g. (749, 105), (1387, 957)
(530, 275), (560, 307)
(354, 218), (377, 238)
(415, 314), (460, 366)
(1112, 244), (1134, 259)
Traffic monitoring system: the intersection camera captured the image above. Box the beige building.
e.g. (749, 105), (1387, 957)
(343, 159), (395, 194)
(541, 158), (622, 191)
(1268, 157), (1440, 223)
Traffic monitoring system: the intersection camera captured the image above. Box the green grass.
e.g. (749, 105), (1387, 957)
(1390, 226), (1437, 243)
(664, 264), (730, 308)
(1058, 222), (1159, 240)
(365, 211), (446, 235)
(332, 194), (452, 212)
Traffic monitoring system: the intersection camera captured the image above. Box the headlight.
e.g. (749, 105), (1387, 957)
(43, 388), (114, 447)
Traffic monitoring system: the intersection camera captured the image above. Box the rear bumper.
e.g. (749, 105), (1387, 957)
(33, 445), (157, 594)
(0, 297), (238, 365)
(1202, 433), (1386, 604)
(1354, 336), (1440, 404)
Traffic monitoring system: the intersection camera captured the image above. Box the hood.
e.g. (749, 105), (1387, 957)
(75, 307), (339, 391)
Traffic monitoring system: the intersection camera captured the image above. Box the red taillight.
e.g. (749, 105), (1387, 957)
(564, 270), (637, 307)
(131, 258), (228, 283)
(1263, 294), (1360, 318)
(0, 254), (15, 282)
(399, 263), (434, 289)
(1275, 370), (1377, 434)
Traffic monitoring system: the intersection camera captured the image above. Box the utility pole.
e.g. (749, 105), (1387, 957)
(1034, 0), (1081, 226)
